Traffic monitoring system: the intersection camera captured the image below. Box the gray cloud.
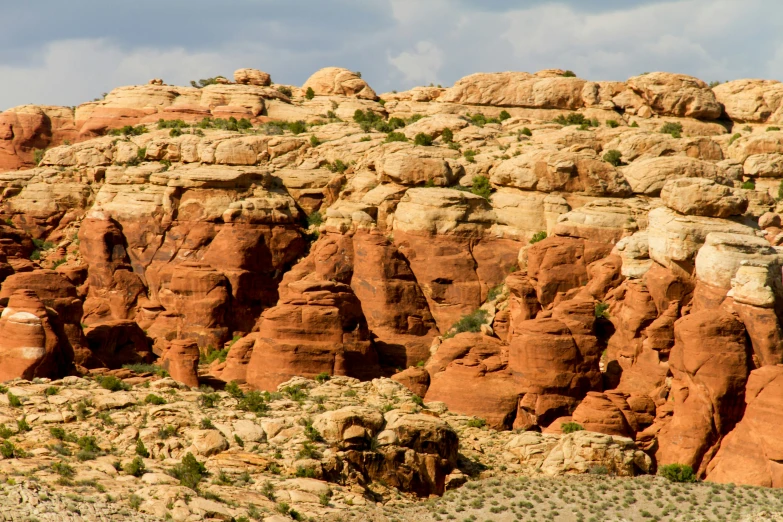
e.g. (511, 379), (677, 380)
(1, 0), (782, 109)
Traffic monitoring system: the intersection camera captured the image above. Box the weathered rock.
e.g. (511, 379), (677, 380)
(626, 72), (722, 119)
(440, 71), (586, 109)
(160, 339), (200, 388)
(622, 156), (729, 195)
(713, 79), (783, 123)
(234, 68), (272, 87)
(660, 178), (748, 218)
(302, 67), (377, 100)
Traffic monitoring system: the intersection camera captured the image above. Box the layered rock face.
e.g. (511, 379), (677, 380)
(4, 66), (783, 489)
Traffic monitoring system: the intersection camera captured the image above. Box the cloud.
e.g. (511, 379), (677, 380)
(2, 1), (783, 109)
(389, 41), (444, 85)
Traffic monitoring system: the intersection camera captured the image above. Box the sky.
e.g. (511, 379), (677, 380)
(2, 0), (783, 109)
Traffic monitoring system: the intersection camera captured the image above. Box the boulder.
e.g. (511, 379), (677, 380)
(660, 178), (748, 218)
(390, 367), (430, 398)
(302, 67), (377, 100)
(234, 68), (272, 87)
(160, 339), (200, 388)
(622, 156), (729, 196)
(440, 71), (586, 109)
(712, 79), (783, 123)
(626, 72), (722, 119)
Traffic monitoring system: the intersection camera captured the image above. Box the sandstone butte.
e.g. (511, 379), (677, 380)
(2, 65), (783, 507)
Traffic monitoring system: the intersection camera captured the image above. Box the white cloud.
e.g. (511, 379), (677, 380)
(389, 41), (444, 85)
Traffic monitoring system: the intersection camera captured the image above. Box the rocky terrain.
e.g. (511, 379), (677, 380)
(3, 66), (783, 520)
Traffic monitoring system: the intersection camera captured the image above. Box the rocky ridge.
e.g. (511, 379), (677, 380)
(1, 65), (783, 509)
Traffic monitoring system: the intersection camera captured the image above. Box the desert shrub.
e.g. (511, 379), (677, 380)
(446, 309), (489, 337)
(561, 70), (577, 77)
(261, 481), (276, 501)
(440, 128), (454, 143)
(606, 120), (620, 128)
(33, 149), (45, 166)
(529, 231), (547, 244)
(603, 149), (623, 167)
(314, 372), (331, 384)
(554, 113), (593, 126)
(156, 119), (187, 130)
(470, 175), (492, 200)
(135, 439), (149, 458)
(282, 384), (308, 402)
(52, 461), (75, 478)
(384, 131), (408, 143)
(16, 417), (30, 433)
(499, 110), (511, 121)
(486, 284), (504, 302)
(49, 427), (67, 440)
(463, 149), (478, 163)
(43, 386), (58, 396)
(201, 346), (228, 365)
(277, 86), (293, 97)
(307, 212), (323, 227)
(224, 380), (244, 399)
(238, 391), (269, 414)
(305, 87), (315, 100)
(169, 452), (206, 489)
(129, 494), (142, 510)
(658, 464), (696, 483)
(660, 122), (683, 138)
(297, 442), (319, 459)
(630, 121), (639, 128)
(741, 180), (756, 190)
(157, 425), (177, 439)
(561, 422), (584, 434)
(595, 302), (610, 319)
(285, 120), (306, 135)
(519, 127), (533, 137)
(108, 125), (148, 137)
(467, 418), (486, 429)
(778, 180), (783, 201)
(414, 133), (434, 146)
(124, 456), (146, 477)
(144, 394), (166, 405)
(768, 126), (781, 132)
(295, 466), (317, 478)
(97, 375), (131, 392)
(309, 135), (321, 147)
(326, 159), (348, 173)
(7, 392), (21, 408)
(709, 80), (721, 88)
(200, 418), (215, 429)
(122, 363), (168, 377)
(728, 133), (741, 145)
(199, 393), (221, 408)
(190, 77), (223, 88)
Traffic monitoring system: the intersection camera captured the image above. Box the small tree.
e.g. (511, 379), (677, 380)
(603, 149), (623, 167)
(440, 128), (454, 143)
(658, 464), (696, 483)
(561, 422), (584, 434)
(305, 87), (315, 100)
(414, 133), (433, 146)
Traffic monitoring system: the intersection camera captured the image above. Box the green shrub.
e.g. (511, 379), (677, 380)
(767, 126), (781, 132)
(287, 120), (307, 135)
(97, 375), (131, 392)
(157, 425), (177, 439)
(261, 481), (276, 501)
(728, 132), (742, 146)
(201, 346), (228, 365)
(144, 394), (166, 405)
(708, 80), (721, 88)
(463, 149), (478, 163)
(603, 149), (623, 167)
(468, 113), (501, 127)
(595, 302), (610, 319)
(778, 180), (783, 201)
(0, 441), (17, 458)
(156, 119), (187, 130)
(277, 86), (293, 97)
(122, 363), (168, 377)
(561, 422), (584, 434)
(413, 133), (434, 146)
(295, 466), (317, 478)
(519, 127), (532, 137)
(630, 121), (639, 128)
(135, 439), (149, 458)
(440, 127), (454, 143)
(309, 135), (321, 147)
(307, 212), (323, 227)
(658, 463), (696, 483)
(52, 461), (75, 478)
(305, 87), (315, 100)
(385, 131), (408, 143)
(660, 122), (683, 138)
(314, 372), (331, 384)
(7, 392), (21, 408)
(129, 494), (142, 510)
(446, 309), (489, 337)
(33, 149), (45, 166)
(124, 456), (146, 477)
(199, 393), (220, 408)
(16, 417), (30, 433)
(108, 125), (148, 137)
(49, 427), (67, 440)
(297, 442), (319, 459)
(467, 418), (486, 429)
(606, 120), (620, 128)
(470, 175), (492, 200)
(561, 70), (576, 77)
(169, 452), (206, 489)
(499, 110), (511, 121)
(741, 180), (756, 190)
(326, 159), (348, 174)
(190, 77), (223, 88)
(529, 231), (547, 244)
(225, 380), (244, 399)
(237, 391), (269, 414)
(486, 284), (504, 302)
(200, 418), (215, 429)
(553, 113), (593, 127)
